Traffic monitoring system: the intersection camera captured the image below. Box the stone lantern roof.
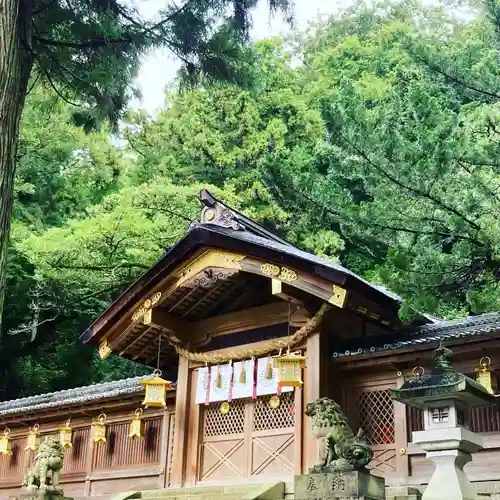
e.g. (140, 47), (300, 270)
(391, 344), (496, 409)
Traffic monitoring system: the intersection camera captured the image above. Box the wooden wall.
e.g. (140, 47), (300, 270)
(340, 355), (500, 487)
(0, 407), (175, 500)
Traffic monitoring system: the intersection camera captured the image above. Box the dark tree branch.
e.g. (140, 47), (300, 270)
(338, 132), (482, 232)
(409, 49), (500, 101)
(34, 35), (133, 49)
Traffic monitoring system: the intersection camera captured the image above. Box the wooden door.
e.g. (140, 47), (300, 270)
(198, 392), (296, 484)
(344, 377), (399, 480)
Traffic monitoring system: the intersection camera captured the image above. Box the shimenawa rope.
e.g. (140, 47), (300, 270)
(173, 302), (331, 364)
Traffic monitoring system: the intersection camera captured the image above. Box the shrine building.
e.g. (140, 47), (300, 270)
(2, 190), (500, 499)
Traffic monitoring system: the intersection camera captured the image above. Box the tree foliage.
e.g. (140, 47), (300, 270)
(0, 0), (293, 333)
(4, 0), (500, 399)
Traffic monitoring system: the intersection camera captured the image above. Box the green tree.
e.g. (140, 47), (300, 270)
(269, 1), (500, 317)
(0, 0), (292, 329)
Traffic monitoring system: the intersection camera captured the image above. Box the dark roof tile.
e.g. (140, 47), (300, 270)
(332, 312), (500, 359)
(0, 376), (176, 417)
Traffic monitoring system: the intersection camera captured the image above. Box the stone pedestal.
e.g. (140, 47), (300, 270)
(15, 493), (72, 500)
(413, 427), (484, 500)
(295, 470), (385, 500)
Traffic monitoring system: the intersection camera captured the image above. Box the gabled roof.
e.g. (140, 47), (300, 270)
(332, 311), (500, 359)
(81, 190), (430, 346)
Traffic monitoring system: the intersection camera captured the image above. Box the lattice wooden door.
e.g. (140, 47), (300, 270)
(199, 399), (247, 481)
(198, 393), (296, 483)
(250, 392), (295, 477)
(344, 382), (397, 479)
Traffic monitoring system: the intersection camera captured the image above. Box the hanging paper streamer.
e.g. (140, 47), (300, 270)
(215, 365), (223, 389)
(256, 357), (293, 397)
(196, 359), (254, 404)
(227, 361), (234, 403)
(232, 359), (254, 400)
(209, 364), (230, 402)
(239, 361), (247, 384)
(265, 355), (273, 380)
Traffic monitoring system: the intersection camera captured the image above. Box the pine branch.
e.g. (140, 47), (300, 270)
(34, 35), (133, 49)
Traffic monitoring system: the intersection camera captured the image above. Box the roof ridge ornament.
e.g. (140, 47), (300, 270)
(199, 189), (245, 231)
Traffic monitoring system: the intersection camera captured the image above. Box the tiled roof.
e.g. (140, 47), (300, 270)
(0, 375), (175, 417)
(332, 312), (500, 359)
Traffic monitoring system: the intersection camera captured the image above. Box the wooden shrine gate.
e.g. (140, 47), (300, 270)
(198, 391), (297, 483)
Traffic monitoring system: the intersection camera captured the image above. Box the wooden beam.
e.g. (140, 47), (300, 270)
(194, 301), (289, 338)
(150, 309), (210, 346)
(150, 309), (190, 332)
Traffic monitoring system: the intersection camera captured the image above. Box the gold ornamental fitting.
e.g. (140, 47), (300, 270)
(269, 395), (281, 409)
(220, 402), (230, 415)
(480, 356), (491, 368)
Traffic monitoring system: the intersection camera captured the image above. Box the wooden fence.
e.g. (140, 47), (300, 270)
(0, 409), (175, 499)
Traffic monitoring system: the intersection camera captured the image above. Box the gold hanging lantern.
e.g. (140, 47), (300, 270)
(25, 424), (40, 452)
(273, 351), (307, 389)
(59, 419), (73, 449)
(140, 370), (174, 408)
(91, 413), (107, 444)
(0, 428), (13, 457)
(476, 356), (494, 395)
(128, 409), (144, 439)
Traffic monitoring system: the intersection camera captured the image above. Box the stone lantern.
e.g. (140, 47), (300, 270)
(391, 344), (496, 500)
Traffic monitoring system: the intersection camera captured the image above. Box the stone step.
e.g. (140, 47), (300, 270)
(140, 483), (285, 500)
(386, 486), (421, 500)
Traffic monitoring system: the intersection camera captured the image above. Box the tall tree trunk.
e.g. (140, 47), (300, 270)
(0, 0), (33, 331)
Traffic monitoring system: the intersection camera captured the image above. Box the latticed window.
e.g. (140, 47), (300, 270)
(358, 389), (395, 445)
(253, 392), (295, 432)
(432, 407), (449, 424)
(203, 399), (245, 437)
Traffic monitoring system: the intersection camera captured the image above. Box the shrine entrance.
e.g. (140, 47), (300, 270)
(199, 392), (298, 483)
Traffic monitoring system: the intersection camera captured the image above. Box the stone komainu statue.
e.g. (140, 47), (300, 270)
(305, 397), (373, 472)
(24, 435), (65, 495)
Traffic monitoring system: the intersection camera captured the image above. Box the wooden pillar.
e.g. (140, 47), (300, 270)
(303, 331), (322, 472)
(184, 368), (201, 486)
(170, 356), (190, 487)
(159, 408), (171, 488)
(394, 372), (409, 483)
(84, 431), (94, 496)
(302, 328), (340, 473)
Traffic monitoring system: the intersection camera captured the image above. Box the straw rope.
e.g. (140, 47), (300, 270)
(173, 302), (331, 364)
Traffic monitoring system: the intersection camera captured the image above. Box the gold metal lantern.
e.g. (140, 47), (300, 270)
(128, 409), (144, 439)
(25, 424), (40, 452)
(91, 414), (107, 444)
(273, 351), (307, 389)
(59, 419), (73, 449)
(140, 370), (174, 408)
(476, 356), (494, 395)
(0, 428), (13, 457)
